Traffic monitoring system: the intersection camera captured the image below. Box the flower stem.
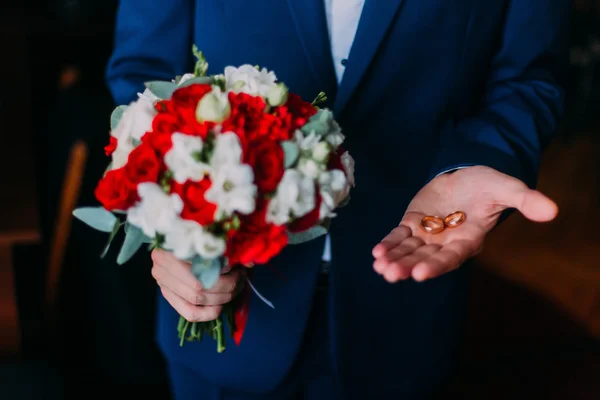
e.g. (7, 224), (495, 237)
(214, 317), (225, 353)
(179, 320), (190, 347)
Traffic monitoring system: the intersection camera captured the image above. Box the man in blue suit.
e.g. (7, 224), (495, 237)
(106, 0), (567, 398)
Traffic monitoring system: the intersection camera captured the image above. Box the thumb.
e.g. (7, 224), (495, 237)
(495, 179), (558, 222)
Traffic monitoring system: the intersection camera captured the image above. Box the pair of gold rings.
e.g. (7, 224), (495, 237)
(420, 211), (466, 234)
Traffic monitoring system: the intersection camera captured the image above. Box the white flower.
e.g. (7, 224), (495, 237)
(267, 83), (289, 107)
(195, 87), (231, 123)
(127, 183), (183, 238)
(163, 218), (226, 260)
(224, 65), (277, 97)
(267, 170), (316, 225)
(298, 158), (324, 180)
(138, 88), (160, 103)
(211, 132), (243, 172)
(163, 218), (202, 260)
(205, 163), (257, 219)
(295, 130), (321, 152)
(318, 170), (348, 219)
(178, 73), (196, 86)
(164, 133), (212, 183)
(341, 151), (355, 187)
(311, 142), (331, 163)
(193, 229), (226, 259)
(324, 129), (345, 149)
(110, 94), (157, 169)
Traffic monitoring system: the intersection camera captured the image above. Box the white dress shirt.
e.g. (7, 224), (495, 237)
(321, 0), (366, 262)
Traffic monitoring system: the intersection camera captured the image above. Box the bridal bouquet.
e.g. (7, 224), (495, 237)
(73, 47), (354, 352)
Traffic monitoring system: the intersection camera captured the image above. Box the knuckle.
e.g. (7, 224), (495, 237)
(207, 306), (222, 320)
(192, 292), (206, 306)
(151, 249), (162, 265)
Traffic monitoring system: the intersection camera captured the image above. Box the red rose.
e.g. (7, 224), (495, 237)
(226, 202), (288, 266)
(171, 84), (212, 109)
(288, 190), (322, 233)
(94, 168), (137, 211)
(327, 150), (345, 172)
(152, 112), (181, 136)
(245, 139), (285, 193)
(124, 143), (162, 186)
(104, 137), (117, 156)
(171, 179), (217, 226)
(141, 130), (173, 156)
(283, 93), (317, 129)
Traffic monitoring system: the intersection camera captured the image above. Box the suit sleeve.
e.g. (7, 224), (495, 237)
(106, 0), (194, 105)
(429, 1), (569, 188)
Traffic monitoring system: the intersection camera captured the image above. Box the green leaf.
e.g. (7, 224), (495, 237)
(117, 224), (145, 265)
(124, 222), (152, 243)
(100, 220), (122, 259)
(288, 226), (328, 245)
(144, 81), (178, 99)
(110, 105), (129, 131)
(72, 207), (118, 233)
(301, 109), (332, 136)
(191, 256), (222, 290)
(281, 141), (300, 168)
(178, 77), (213, 87)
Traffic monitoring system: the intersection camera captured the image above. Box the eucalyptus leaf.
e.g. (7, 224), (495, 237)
(73, 207), (118, 233)
(144, 81), (178, 99)
(178, 76), (214, 87)
(100, 220), (123, 259)
(281, 141), (300, 168)
(300, 109), (332, 136)
(110, 105), (129, 131)
(124, 222), (153, 243)
(191, 257), (222, 290)
(117, 225), (145, 265)
(288, 226), (328, 245)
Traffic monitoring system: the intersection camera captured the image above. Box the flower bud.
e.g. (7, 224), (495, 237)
(267, 83), (289, 107)
(196, 88), (231, 123)
(311, 141), (331, 163)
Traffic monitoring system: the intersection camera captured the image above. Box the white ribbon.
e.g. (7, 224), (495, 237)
(247, 279), (275, 309)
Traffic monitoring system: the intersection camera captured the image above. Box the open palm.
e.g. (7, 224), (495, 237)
(372, 166), (558, 283)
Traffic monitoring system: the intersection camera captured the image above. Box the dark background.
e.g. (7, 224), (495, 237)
(1, 1), (599, 399)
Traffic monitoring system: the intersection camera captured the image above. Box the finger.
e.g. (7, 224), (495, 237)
(372, 225), (412, 258)
(411, 240), (477, 282)
(153, 264), (235, 305)
(373, 236), (426, 274)
(494, 177), (558, 222)
(207, 268), (245, 294)
(152, 249), (200, 288)
(380, 244), (442, 283)
(160, 287), (222, 322)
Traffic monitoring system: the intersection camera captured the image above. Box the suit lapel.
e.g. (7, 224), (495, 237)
(334, 0), (405, 115)
(286, 0), (338, 101)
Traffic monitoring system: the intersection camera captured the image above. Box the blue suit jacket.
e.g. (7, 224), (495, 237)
(107, 0), (568, 397)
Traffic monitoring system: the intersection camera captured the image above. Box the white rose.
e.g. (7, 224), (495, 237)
(224, 65), (277, 97)
(311, 141), (331, 163)
(267, 170), (316, 225)
(341, 151), (355, 187)
(110, 95), (157, 169)
(196, 87), (231, 123)
(205, 163), (257, 219)
(127, 183), (183, 238)
(267, 83), (289, 107)
(298, 158), (324, 180)
(164, 133), (212, 183)
(211, 132), (243, 172)
(193, 229), (226, 259)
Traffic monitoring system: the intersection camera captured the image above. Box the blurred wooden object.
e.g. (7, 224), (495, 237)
(475, 133), (600, 337)
(46, 140), (88, 320)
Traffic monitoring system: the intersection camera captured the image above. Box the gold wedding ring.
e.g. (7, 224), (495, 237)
(444, 211), (466, 228)
(420, 216), (445, 234)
